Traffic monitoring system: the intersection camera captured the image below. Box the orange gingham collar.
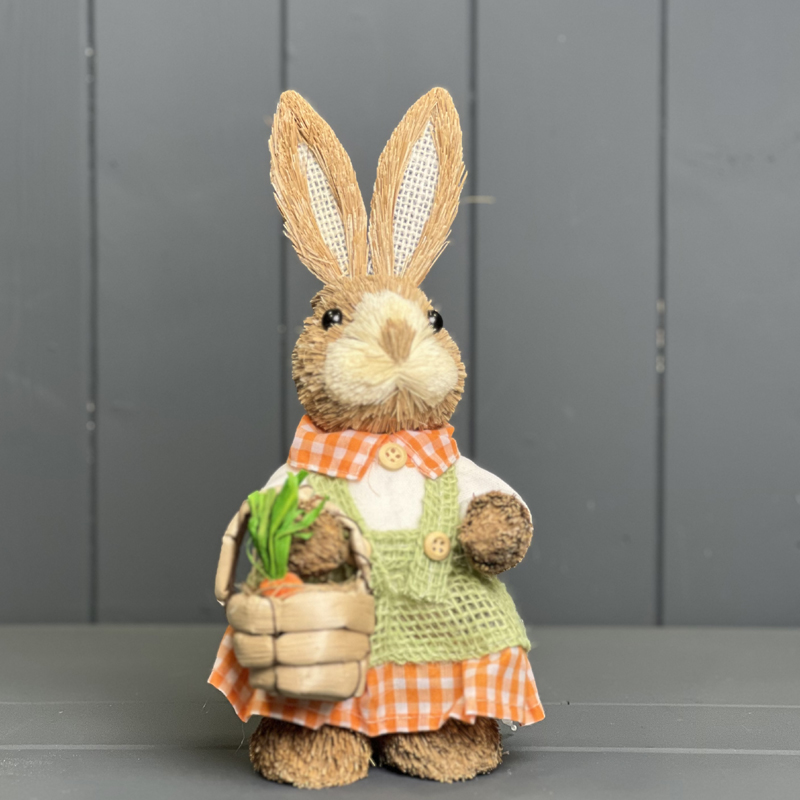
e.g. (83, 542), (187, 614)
(288, 415), (459, 481)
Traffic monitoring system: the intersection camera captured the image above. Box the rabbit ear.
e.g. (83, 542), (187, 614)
(368, 87), (466, 285)
(269, 91), (368, 283)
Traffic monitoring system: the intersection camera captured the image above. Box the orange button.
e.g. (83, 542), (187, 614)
(423, 531), (451, 561)
(378, 442), (407, 471)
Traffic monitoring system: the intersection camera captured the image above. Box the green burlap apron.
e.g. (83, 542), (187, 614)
(309, 468), (530, 666)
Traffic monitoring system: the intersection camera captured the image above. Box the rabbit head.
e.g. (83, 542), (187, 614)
(270, 88), (467, 434)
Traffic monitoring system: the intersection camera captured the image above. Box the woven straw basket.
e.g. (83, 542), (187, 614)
(214, 486), (374, 702)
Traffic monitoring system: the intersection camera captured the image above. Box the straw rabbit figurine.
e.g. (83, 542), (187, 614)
(210, 88), (544, 788)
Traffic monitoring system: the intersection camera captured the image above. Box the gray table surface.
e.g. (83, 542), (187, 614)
(1, 625), (799, 798)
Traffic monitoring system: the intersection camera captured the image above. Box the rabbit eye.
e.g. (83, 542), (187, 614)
(428, 310), (443, 333)
(322, 309), (343, 330)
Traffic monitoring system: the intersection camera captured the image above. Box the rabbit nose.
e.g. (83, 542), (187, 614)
(379, 318), (415, 363)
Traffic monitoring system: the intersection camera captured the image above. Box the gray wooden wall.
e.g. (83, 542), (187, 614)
(2, 0), (798, 625)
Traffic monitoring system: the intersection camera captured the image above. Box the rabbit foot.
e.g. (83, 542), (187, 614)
(374, 717), (502, 782)
(249, 718), (370, 789)
(459, 491), (533, 575)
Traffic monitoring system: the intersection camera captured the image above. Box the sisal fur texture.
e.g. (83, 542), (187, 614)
(368, 87), (466, 284)
(293, 274), (465, 433)
(255, 87), (516, 786)
(268, 87), (467, 435)
(287, 499), (350, 579)
(374, 717), (502, 782)
(250, 718), (371, 789)
(270, 90), (368, 282)
(459, 491), (534, 575)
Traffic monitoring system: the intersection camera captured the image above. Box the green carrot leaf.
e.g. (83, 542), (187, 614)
(297, 500), (326, 527)
(278, 498), (326, 536)
(269, 473), (298, 536)
(260, 488), (277, 522)
(257, 506), (271, 566)
(273, 530), (293, 578)
(243, 476), (323, 581)
(247, 488), (275, 572)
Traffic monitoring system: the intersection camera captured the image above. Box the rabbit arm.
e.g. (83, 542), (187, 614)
(286, 496), (350, 580)
(262, 466), (349, 580)
(216, 467), (348, 600)
(455, 459), (533, 575)
(458, 491), (533, 576)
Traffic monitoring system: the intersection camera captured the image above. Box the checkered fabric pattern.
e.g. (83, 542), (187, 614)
(288, 415), (459, 481)
(209, 626), (544, 735)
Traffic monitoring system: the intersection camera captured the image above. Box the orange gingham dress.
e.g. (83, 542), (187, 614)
(209, 417), (545, 736)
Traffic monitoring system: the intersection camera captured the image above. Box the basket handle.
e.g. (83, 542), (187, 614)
(215, 487), (373, 605)
(214, 499), (250, 605)
(335, 515), (372, 591)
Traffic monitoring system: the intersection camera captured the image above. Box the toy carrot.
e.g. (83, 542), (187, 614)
(245, 470), (325, 597)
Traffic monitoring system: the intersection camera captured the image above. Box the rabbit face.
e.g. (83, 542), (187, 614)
(293, 275), (465, 433)
(270, 88), (467, 433)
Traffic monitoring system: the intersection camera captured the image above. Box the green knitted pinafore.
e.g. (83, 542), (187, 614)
(308, 468), (530, 666)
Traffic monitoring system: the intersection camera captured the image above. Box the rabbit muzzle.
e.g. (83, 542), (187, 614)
(322, 290), (459, 408)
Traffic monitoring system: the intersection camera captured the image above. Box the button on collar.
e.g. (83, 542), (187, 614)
(378, 441), (407, 471)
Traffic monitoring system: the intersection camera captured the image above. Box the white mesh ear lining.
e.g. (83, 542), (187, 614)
(298, 142), (349, 275)
(391, 124), (439, 275)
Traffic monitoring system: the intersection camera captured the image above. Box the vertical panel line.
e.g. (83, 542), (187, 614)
(655, 0), (669, 625)
(468, 0), (478, 459)
(86, 0), (99, 623)
(278, 0), (289, 456)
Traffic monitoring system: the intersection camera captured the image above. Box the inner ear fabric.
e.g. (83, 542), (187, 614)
(299, 142), (349, 275)
(392, 124), (439, 276)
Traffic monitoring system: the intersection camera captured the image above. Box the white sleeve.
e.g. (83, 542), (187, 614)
(455, 456), (530, 519)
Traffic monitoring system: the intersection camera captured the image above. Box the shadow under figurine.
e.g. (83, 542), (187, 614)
(210, 87), (544, 789)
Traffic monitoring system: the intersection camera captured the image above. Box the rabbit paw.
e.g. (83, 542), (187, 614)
(458, 491), (533, 575)
(287, 498), (350, 580)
